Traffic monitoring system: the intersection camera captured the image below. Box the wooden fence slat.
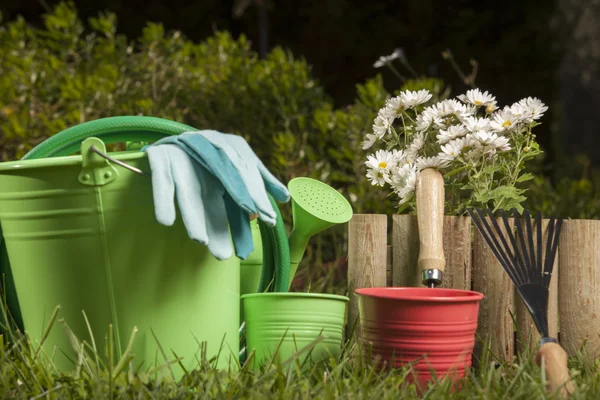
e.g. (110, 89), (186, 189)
(442, 216), (472, 290)
(558, 219), (600, 358)
(392, 215), (471, 289)
(386, 245), (393, 287)
(515, 219), (559, 354)
(392, 215), (418, 287)
(347, 214), (388, 341)
(472, 218), (515, 363)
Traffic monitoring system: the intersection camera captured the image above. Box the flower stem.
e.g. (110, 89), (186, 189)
(386, 63), (407, 83)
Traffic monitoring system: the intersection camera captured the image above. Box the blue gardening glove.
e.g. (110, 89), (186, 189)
(146, 144), (209, 244)
(151, 135), (258, 218)
(146, 144), (235, 260)
(184, 131), (290, 223)
(145, 139), (254, 259)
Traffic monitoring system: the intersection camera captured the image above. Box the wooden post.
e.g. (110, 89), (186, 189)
(386, 245), (393, 287)
(347, 214), (388, 341)
(472, 218), (515, 363)
(392, 215), (418, 287)
(442, 216), (472, 290)
(515, 219), (559, 354)
(558, 219), (600, 358)
(392, 215), (472, 289)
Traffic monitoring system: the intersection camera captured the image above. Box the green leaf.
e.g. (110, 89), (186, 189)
(516, 173), (535, 183)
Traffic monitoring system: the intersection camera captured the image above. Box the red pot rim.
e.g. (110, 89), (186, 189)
(355, 287), (484, 302)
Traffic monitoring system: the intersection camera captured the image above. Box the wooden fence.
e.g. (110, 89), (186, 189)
(347, 214), (600, 361)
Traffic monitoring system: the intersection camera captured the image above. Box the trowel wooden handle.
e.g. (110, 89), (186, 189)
(536, 342), (574, 398)
(416, 168), (445, 273)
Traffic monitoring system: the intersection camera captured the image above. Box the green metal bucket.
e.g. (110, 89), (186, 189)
(0, 117), (247, 374)
(240, 219), (263, 323)
(242, 292), (348, 368)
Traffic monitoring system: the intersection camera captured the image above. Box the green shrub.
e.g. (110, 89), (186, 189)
(0, 2), (395, 288)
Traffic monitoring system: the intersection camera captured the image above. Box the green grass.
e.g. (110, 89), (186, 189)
(1, 305), (599, 400)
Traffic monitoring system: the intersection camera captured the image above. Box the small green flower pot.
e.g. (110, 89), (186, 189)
(242, 292), (348, 368)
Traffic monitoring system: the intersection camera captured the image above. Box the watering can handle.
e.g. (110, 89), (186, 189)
(22, 116), (196, 160)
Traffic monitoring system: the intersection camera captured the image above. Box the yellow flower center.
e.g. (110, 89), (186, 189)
(502, 120), (512, 128)
(475, 100), (483, 106)
(378, 161), (388, 168)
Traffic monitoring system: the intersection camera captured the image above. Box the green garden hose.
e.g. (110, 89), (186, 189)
(23, 116), (197, 159)
(2, 117), (291, 359)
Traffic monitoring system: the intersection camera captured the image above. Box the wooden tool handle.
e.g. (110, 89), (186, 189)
(416, 168), (445, 273)
(536, 342), (575, 398)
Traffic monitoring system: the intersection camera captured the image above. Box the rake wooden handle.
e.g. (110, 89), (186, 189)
(416, 168), (445, 273)
(536, 342), (574, 398)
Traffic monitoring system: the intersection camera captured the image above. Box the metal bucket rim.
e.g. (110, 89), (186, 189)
(241, 292), (349, 302)
(0, 150), (146, 172)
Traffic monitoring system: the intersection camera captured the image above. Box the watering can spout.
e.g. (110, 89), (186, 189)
(285, 177), (353, 288)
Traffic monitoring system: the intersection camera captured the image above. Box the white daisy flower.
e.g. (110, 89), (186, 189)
(372, 115), (392, 139)
(381, 95), (407, 118)
(509, 102), (528, 123)
(416, 108), (436, 130)
(400, 89), (432, 107)
(485, 103), (498, 114)
(379, 103), (399, 120)
(366, 168), (387, 187)
(465, 146), (485, 160)
(472, 130), (511, 152)
(457, 89), (497, 107)
(463, 116), (491, 132)
(365, 149), (395, 171)
(390, 163), (418, 203)
(416, 156), (451, 170)
(406, 131), (426, 162)
(365, 150), (395, 186)
(490, 108), (519, 133)
(362, 133), (377, 150)
(429, 99), (473, 127)
(519, 97), (548, 122)
(373, 48), (404, 68)
(439, 138), (466, 161)
(391, 149), (408, 166)
(464, 104), (478, 118)
(437, 125), (468, 144)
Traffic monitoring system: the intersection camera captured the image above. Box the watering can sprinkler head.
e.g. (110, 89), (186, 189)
(286, 177), (353, 287)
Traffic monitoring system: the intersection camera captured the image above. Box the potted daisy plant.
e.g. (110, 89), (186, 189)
(363, 88), (547, 215)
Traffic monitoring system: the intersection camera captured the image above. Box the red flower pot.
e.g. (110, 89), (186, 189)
(356, 287), (484, 389)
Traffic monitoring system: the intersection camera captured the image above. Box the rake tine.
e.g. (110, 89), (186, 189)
(469, 208), (518, 282)
(484, 208), (524, 286)
(523, 210), (538, 282)
(536, 211), (543, 285)
(499, 209), (528, 286)
(468, 208), (504, 264)
(476, 208), (518, 277)
(514, 210), (534, 284)
(543, 216), (556, 289)
(545, 218), (563, 289)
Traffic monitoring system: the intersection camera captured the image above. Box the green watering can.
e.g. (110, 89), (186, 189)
(0, 116), (353, 374)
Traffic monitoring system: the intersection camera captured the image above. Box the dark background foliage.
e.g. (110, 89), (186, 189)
(0, 0), (569, 165)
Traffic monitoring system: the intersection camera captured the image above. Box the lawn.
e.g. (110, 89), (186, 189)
(1, 306), (599, 400)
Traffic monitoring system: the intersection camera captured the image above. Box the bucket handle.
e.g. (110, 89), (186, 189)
(89, 145), (151, 177)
